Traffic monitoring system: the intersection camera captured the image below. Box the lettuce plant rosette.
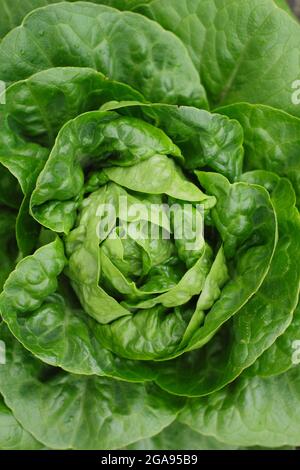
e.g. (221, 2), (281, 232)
(0, 0), (300, 450)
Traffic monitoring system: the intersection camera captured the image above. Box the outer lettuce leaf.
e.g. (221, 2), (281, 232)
(100, 0), (152, 9)
(4, 67), (144, 147)
(125, 421), (237, 450)
(0, 2), (206, 107)
(0, 1), (123, 39)
(0, 324), (183, 450)
(0, 105), (48, 255)
(0, 394), (43, 450)
(0, 0), (58, 38)
(114, 0), (300, 116)
(249, 303), (300, 378)
(217, 103), (300, 205)
(180, 366), (300, 448)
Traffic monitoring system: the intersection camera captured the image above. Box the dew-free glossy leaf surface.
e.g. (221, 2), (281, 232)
(180, 366), (300, 447)
(120, 0), (300, 115)
(0, 324), (183, 450)
(0, 2), (206, 107)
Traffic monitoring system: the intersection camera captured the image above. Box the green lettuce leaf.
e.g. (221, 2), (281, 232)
(0, 2), (206, 107)
(0, 323), (183, 450)
(0, 393), (43, 450)
(180, 366), (300, 448)
(115, 0), (300, 116)
(217, 103), (300, 205)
